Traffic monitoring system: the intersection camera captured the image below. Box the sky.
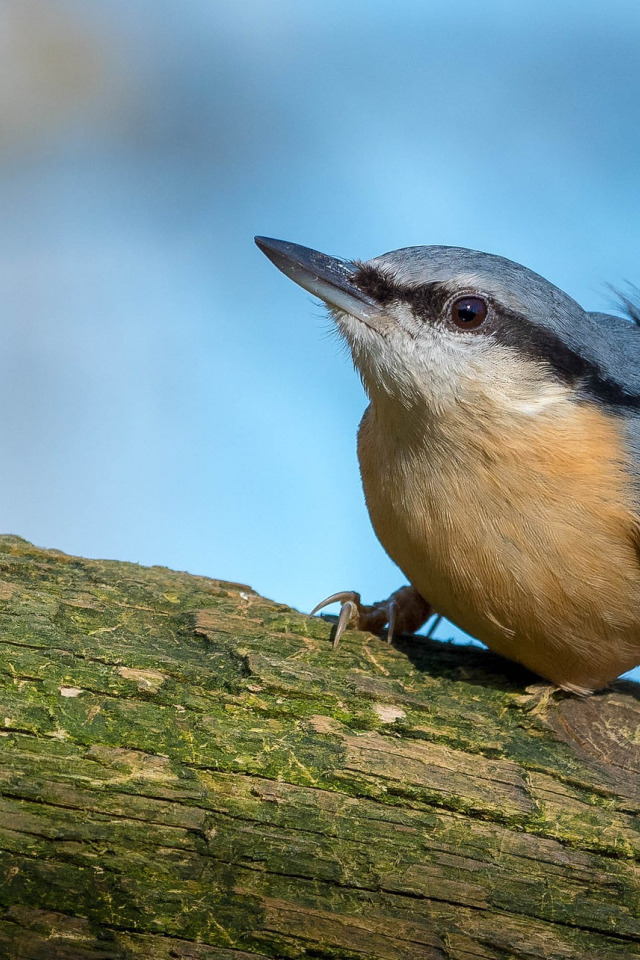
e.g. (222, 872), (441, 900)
(0, 0), (639, 679)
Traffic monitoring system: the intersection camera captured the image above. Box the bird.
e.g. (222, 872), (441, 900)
(255, 236), (640, 694)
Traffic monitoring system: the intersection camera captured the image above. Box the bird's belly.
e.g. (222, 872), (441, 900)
(358, 403), (640, 691)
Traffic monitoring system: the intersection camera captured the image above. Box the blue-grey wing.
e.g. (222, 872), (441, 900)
(584, 312), (640, 395)
(585, 312), (640, 502)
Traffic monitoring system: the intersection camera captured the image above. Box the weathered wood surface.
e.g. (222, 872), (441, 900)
(0, 535), (638, 959)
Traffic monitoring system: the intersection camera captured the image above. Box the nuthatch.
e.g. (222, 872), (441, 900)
(255, 236), (640, 694)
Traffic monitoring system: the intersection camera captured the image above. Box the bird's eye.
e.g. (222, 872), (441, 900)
(450, 295), (488, 330)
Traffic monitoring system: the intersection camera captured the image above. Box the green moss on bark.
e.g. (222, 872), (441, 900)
(0, 536), (638, 958)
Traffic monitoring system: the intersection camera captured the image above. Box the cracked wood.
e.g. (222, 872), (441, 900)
(0, 536), (638, 958)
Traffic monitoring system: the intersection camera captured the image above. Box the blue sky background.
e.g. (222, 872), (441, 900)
(1, 0), (639, 679)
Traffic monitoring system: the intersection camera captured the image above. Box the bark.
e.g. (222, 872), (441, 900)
(0, 535), (638, 959)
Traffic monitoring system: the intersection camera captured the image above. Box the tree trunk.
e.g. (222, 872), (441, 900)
(0, 535), (638, 959)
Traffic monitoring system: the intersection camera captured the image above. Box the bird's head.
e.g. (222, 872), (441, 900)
(255, 237), (639, 428)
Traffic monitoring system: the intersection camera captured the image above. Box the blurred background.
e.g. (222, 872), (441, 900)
(1, 0), (639, 677)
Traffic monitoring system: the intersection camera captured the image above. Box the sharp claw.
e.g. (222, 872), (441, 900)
(386, 600), (397, 643)
(310, 591), (360, 617)
(425, 614), (442, 639)
(333, 599), (359, 649)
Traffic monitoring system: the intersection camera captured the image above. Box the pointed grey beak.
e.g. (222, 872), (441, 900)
(255, 237), (378, 323)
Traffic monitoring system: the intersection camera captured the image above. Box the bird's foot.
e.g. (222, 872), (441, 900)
(310, 585), (432, 649)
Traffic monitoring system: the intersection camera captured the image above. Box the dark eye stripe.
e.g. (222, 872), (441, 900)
(352, 264), (640, 410)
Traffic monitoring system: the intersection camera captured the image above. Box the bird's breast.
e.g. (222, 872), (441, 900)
(356, 396), (640, 691)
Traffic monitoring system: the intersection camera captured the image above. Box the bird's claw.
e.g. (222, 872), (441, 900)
(310, 591), (361, 617)
(335, 598), (360, 649)
(311, 591), (365, 648)
(311, 586), (432, 650)
(386, 599), (397, 644)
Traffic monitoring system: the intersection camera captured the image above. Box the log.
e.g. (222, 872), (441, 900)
(0, 535), (638, 959)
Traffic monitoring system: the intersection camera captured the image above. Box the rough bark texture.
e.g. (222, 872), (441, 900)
(0, 536), (639, 959)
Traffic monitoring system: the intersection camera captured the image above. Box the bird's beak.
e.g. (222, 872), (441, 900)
(255, 236), (378, 324)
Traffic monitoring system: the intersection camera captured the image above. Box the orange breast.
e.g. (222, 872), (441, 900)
(358, 396), (640, 692)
